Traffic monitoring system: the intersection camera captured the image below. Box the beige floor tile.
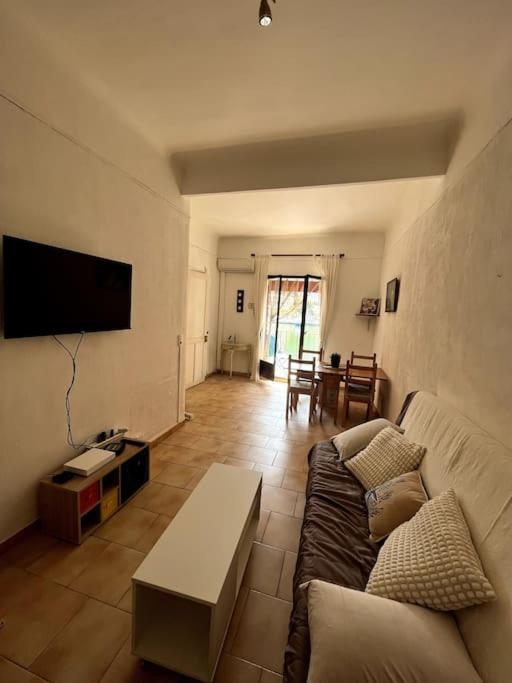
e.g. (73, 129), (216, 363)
(30, 599), (131, 683)
(130, 482), (190, 517)
(0, 564), (86, 667)
(28, 536), (109, 586)
(224, 458), (255, 470)
(94, 506), (157, 549)
(0, 657), (46, 682)
(129, 481), (166, 508)
(185, 468), (207, 490)
(282, 470), (308, 493)
(134, 514), (172, 553)
(253, 465), (285, 487)
(150, 444), (194, 465)
(155, 463), (199, 488)
(70, 542), (144, 606)
(272, 451), (307, 472)
(192, 436), (225, 452)
(2, 530), (58, 568)
(237, 423), (280, 437)
(231, 591), (292, 673)
(233, 432), (270, 448)
(277, 552), (297, 602)
(294, 493), (306, 519)
(245, 447), (276, 466)
(260, 670), (283, 683)
(224, 586), (249, 653)
(255, 509), (271, 542)
(217, 441), (251, 458)
(261, 486), (297, 516)
(242, 543), (284, 596)
(166, 447), (225, 468)
(163, 431), (200, 448)
(117, 586), (132, 613)
(150, 456), (167, 480)
(262, 513), (302, 552)
(100, 639), (182, 682)
(266, 438), (301, 453)
(214, 654), (261, 683)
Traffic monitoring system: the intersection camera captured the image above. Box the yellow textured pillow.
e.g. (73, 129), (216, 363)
(346, 427), (426, 490)
(366, 489), (496, 611)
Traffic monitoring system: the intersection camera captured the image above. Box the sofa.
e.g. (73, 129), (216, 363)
(284, 390), (512, 682)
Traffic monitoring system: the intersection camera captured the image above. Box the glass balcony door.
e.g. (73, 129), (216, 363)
(261, 275), (321, 380)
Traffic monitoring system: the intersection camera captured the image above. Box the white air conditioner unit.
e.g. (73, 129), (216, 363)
(217, 257), (255, 273)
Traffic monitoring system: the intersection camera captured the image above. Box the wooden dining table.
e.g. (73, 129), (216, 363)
(316, 362), (389, 425)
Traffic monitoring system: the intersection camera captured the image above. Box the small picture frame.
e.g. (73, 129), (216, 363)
(359, 298), (380, 316)
(385, 278), (400, 312)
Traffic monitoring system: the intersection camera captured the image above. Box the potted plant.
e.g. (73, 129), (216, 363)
(330, 352), (341, 369)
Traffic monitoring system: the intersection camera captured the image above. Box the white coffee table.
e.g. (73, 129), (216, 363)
(132, 463), (262, 682)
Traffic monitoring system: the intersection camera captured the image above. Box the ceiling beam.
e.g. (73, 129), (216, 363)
(174, 118), (459, 196)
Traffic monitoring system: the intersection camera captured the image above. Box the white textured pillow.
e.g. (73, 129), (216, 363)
(346, 427), (426, 490)
(331, 418), (404, 461)
(366, 489), (496, 611)
(306, 580), (481, 683)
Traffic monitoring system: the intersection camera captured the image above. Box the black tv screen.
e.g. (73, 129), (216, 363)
(3, 236), (132, 339)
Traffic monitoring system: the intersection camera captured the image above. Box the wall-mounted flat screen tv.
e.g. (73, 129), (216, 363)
(2, 236), (132, 339)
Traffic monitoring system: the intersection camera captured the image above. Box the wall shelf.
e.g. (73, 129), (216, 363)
(355, 313), (380, 330)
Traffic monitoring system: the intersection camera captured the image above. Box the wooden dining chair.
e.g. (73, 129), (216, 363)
(342, 360), (377, 425)
(286, 356), (318, 422)
(350, 351), (377, 365)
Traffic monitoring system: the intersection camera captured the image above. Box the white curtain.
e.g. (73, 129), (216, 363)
(315, 254), (340, 355)
(252, 255), (270, 381)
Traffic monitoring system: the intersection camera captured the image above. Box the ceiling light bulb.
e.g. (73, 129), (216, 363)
(259, 0), (274, 27)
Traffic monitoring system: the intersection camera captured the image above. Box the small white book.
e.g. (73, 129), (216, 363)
(64, 448), (116, 477)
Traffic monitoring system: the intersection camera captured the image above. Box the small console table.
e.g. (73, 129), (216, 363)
(221, 342), (253, 378)
(39, 439), (149, 544)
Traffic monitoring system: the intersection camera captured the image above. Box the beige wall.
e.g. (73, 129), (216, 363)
(374, 57), (512, 447)
(0, 9), (188, 541)
(188, 222), (220, 377)
(218, 234), (384, 373)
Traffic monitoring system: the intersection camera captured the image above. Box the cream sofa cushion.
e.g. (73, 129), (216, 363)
(366, 489), (495, 610)
(365, 470), (428, 542)
(331, 418), (403, 461)
(306, 579), (481, 683)
(346, 427), (426, 490)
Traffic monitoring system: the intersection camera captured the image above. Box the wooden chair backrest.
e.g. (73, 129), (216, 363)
(345, 360), (377, 396)
(288, 356), (316, 386)
(350, 351), (377, 365)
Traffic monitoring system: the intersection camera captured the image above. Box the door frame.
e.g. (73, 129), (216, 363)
(262, 274), (321, 376)
(185, 268), (208, 389)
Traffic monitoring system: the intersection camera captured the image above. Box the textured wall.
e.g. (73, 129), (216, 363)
(0, 11), (188, 541)
(218, 233), (384, 373)
(374, 120), (512, 447)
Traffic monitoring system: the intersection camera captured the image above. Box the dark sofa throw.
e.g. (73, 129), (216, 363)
(283, 440), (379, 683)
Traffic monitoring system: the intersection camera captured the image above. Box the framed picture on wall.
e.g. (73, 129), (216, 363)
(385, 278), (400, 312)
(359, 298), (380, 316)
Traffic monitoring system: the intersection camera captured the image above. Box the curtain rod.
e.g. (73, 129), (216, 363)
(250, 253), (345, 258)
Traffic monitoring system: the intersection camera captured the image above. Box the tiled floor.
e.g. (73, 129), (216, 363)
(0, 375), (353, 682)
